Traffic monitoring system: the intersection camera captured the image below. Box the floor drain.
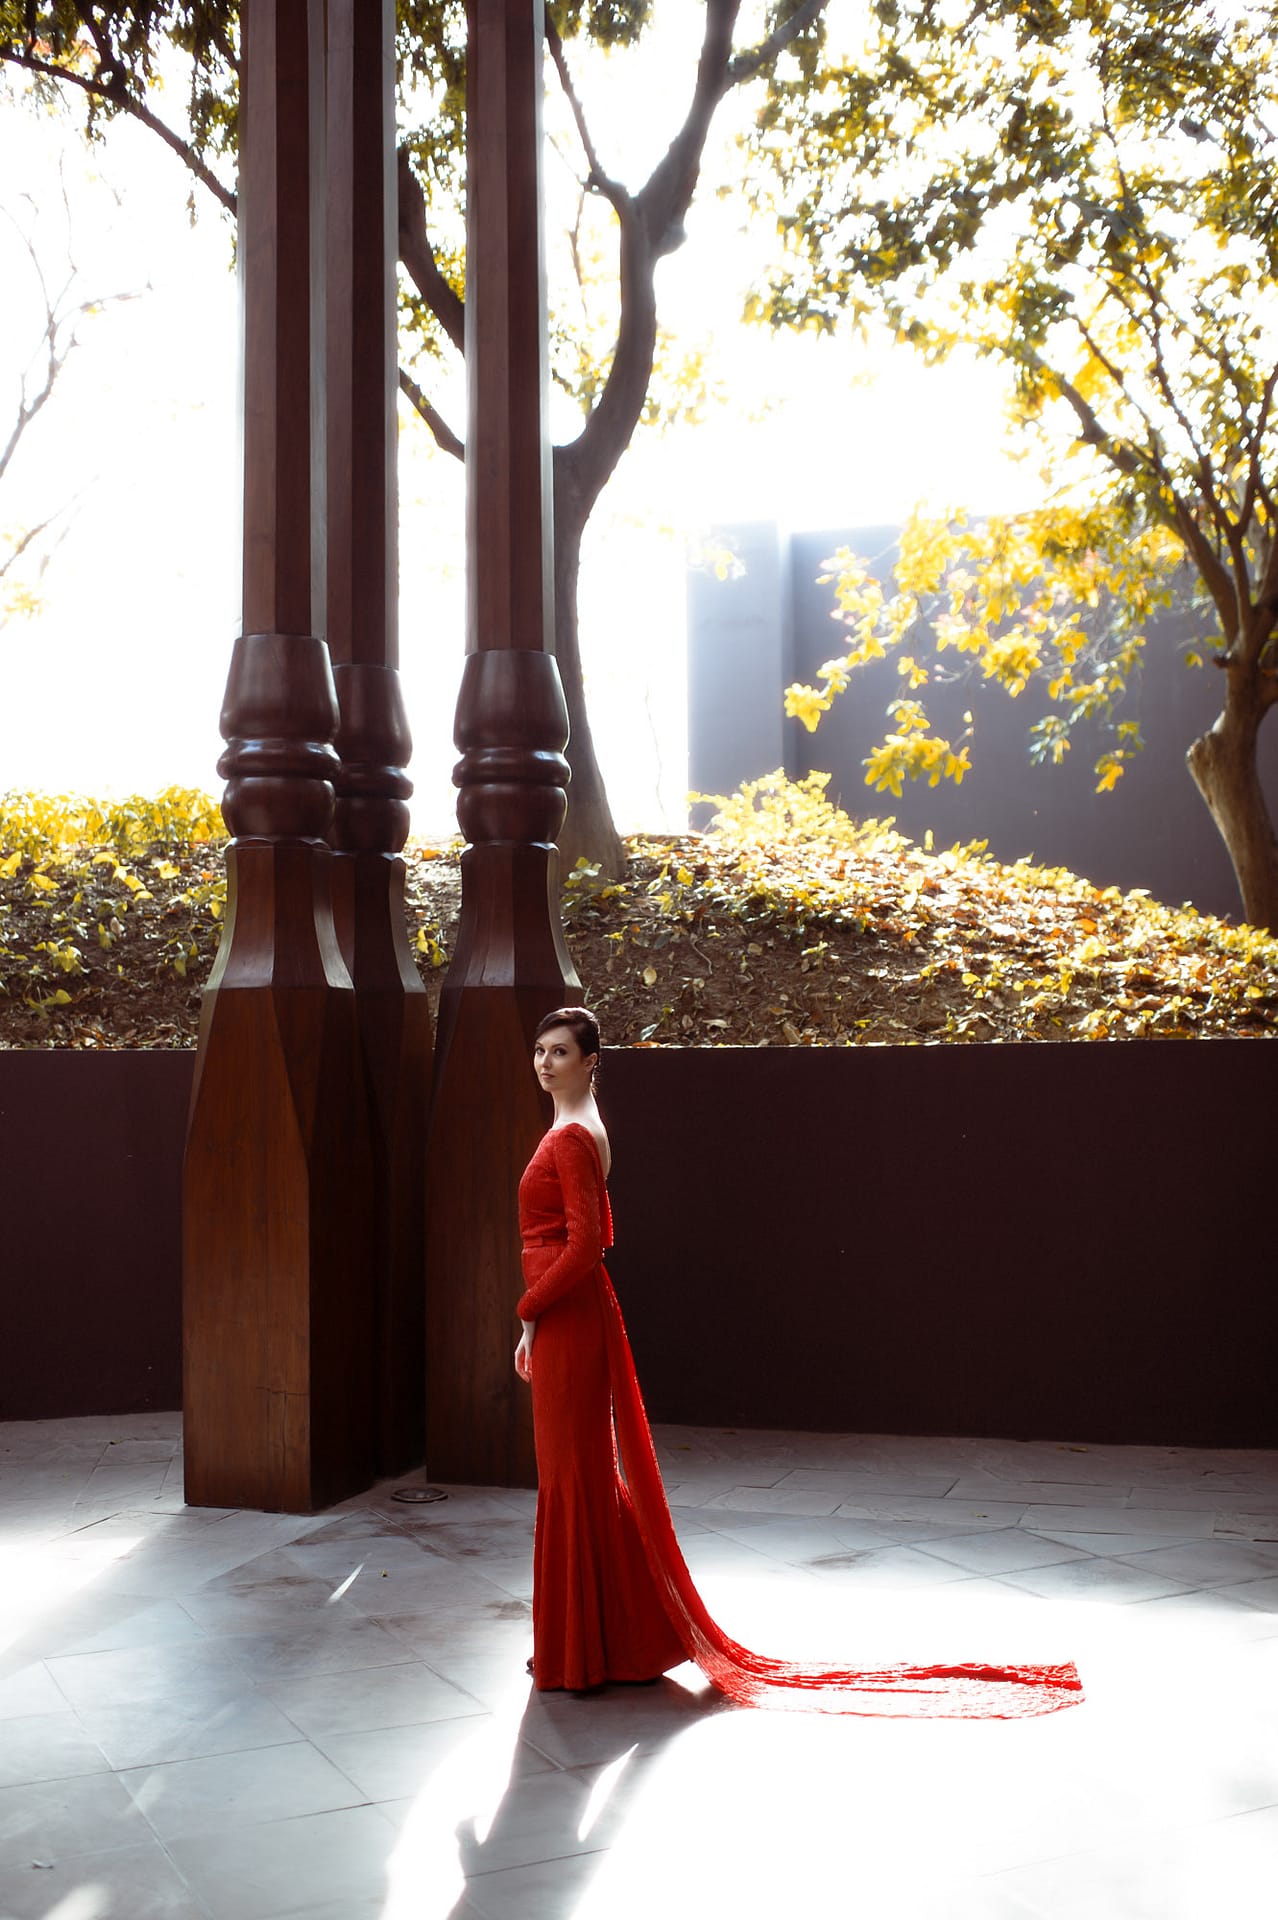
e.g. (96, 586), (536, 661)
(391, 1486), (449, 1504)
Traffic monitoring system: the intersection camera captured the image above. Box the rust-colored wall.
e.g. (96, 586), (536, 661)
(1, 1043), (1273, 1445)
(1, 1051), (191, 1421)
(602, 1042), (1277, 1448)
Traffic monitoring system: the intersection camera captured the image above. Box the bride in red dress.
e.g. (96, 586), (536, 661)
(515, 1007), (1081, 1719)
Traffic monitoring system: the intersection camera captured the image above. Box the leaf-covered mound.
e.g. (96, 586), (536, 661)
(1, 776), (1275, 1049)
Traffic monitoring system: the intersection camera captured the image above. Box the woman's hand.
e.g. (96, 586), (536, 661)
(514, 1318), (536, 1382)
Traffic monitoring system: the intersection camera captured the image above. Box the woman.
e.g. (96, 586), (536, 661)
(516, 1007), (1081, 1718)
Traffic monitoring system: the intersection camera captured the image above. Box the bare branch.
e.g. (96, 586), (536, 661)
(398, 367), (464, 462)
(0, 212), (144, 485)
(0, 49), (236, 214)
(0, 512), (59, 582)
(396, 146), (465, 354)
(545, 16), (629, 215)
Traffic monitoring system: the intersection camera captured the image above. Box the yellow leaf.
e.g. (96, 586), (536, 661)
(0, 850), (20, 878)
(29, 871), (57, 892)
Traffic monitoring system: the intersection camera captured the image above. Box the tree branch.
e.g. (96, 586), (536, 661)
(398, 367), (464, 462)
(557, 0), (828, 521)
(545, 16), (629, 214)
(0, 49), (236, 215)
(0, 211), (144, 485)
(1050, 361), (1238, 629)
(396, 145), (465, 354)
(728, 0), (829, 87)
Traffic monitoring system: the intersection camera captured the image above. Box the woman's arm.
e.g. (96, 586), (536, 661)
(515, 1130), (604, 1320)
(514, 1317), (536, 1381)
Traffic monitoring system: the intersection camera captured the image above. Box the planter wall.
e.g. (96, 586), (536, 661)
(1, 1042), (1272, 1446)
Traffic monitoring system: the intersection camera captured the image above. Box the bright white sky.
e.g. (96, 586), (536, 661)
(0, 21), (1045, 835)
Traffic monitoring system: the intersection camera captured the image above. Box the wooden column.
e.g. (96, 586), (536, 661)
(424, 0), (579, 1487)
(325, 0), (433, 1478)
(182, 0), (376, 1514)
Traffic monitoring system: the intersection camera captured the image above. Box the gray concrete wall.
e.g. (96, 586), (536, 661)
(689, 521), (1278, 921)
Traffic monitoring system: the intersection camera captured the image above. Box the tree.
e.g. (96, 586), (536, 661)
(1, 175), (141, 632)
(754, 0), (1278, 931)
(2, 1), (834, 873)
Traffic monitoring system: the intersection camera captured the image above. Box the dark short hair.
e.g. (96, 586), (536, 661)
(534, 1005), (601, 1060)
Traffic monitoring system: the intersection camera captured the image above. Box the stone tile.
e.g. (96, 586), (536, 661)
(1123, 1486), (1278, 1512)
(916, 1531), (1093, 1577)
(1213, 1511), (1278, 1541)
(0, 1710), (109, 1787)
(768, 1468), (963, 1497)
(260, 1903), (387, 1920)
(379, 1759), (643, 1886)
(998, 1560), (1192, 1604)
(168, 1804), (395, 1920)
(120, 1739), (366, 1840)
(177, 1586), (362, 1636)
(0, 1768), (152, 1859)
(517, 1677), (728, 1770)
(282, 1541), (512, 1615)
(697, 1485), (847, 1517)
(1020, 1505), (1214, 1537)
(1213, 1575), (1278, 1611)
(809, 1545), (976, 1591)
(194, 1548), (338, 1598)
(312, 1716), (554, 1803)
(0, 1838), (212, 1919)
(74, 1688), (305, 1771)
(7, 1410), (1278, 1920)
(1027, 1528), (1199, 1558)
(266, 1659), (482, 1739)
(0, 1662), (69, 1720)
(288, 1510), (407, 1546)
(1130, 1589), (1278, 1636)
(1112, 1539), (1278, 1587)
(944, 1475), (1131, 1507)
(46, 1640), (251, 1714)
(217, 1616), (419, 1683)
(461, 1852), (618, 1920)
(53, 1597), (211, 1656)
(833, 1495), (1028, 1528)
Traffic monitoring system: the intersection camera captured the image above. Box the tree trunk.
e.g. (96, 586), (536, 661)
(1186, 674), (1278, 933)
(553, 491), (626, 879)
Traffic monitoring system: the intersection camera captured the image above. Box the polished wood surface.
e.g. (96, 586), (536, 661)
(183, 0), (376, 1513)
(464, 0), (555, 655)
(424, 0), (578, 1487)
(326, 0), (432, 1477)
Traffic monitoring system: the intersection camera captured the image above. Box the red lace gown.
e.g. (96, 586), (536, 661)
(517, 1122), (1082, 1718)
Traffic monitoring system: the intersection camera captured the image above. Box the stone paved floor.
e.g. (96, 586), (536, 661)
(3, 1414), (1278, 1919)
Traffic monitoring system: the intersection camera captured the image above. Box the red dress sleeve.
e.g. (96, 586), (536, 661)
(517, 1127), (604, 1319)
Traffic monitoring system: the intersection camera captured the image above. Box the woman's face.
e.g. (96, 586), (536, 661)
(533, 1025), (598, 1101)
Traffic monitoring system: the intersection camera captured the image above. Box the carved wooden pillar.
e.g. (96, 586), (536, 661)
(424, 0), (580, 1487)
(325, 0), (433, 1478)
(183, 0), (376, 1514)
